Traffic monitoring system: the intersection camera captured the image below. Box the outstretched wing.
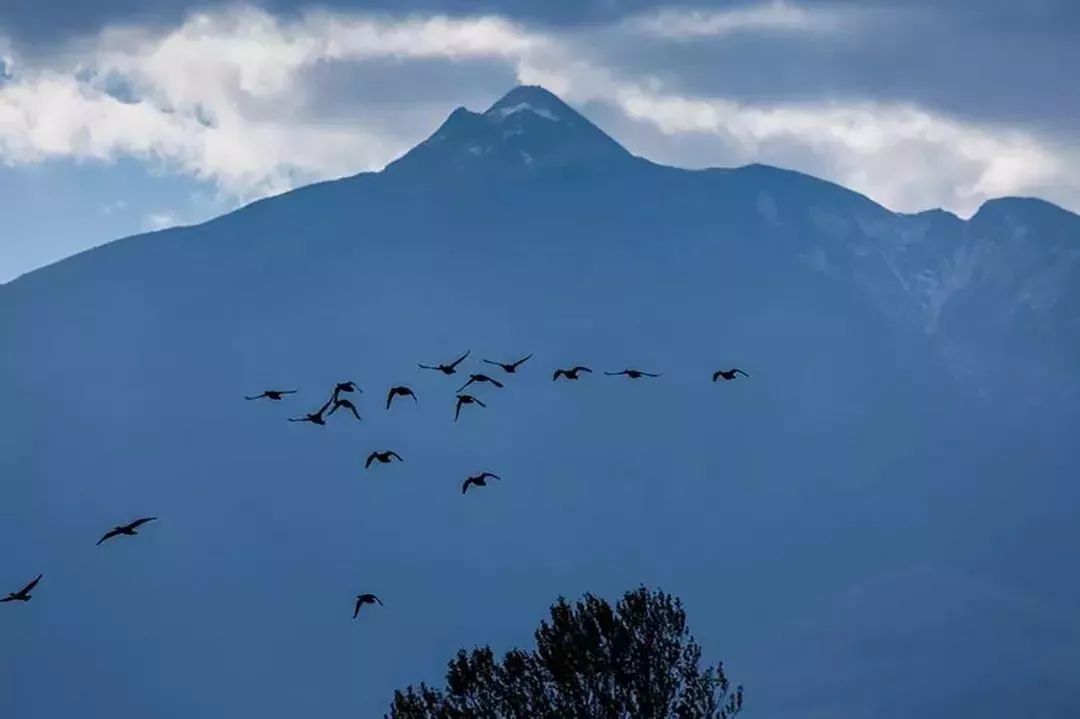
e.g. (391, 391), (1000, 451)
(553, 369), (566, 381)
(454, 401), (462, 421)
(511, 353), (533, 368)
(371, 594), (384, 606)
(481, 472), (501, 481)
(20, 574), (42, 594)
(642, 372), (661, 377)
(481, 359), (503, 369)
(127, 517), (157, 531)
(573, 366), (592, 373)
(385, 389), (396, 410)
(388, 452), (403, 463)
(365, 452), (377, 468)
(457, 377), (476, 393)
(417, 363), (437, 371)
(474, 397), (487, 407)
(449, 350), (471, 368)
(734, 368), (750, 377)
(461, 478), (474, 494)
(97, 529), (122, 545)
(711, 371), (722, 382)
(488, 377), (504, 388)
(604, 371), (626, 376)
(353, 597), (362, 619)
(244, 392), (267, 400)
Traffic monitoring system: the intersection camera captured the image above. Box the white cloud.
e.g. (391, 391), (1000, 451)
(0, 3), (1075, 218)
(626, 0), (846, 38)
(143, 211), (180, 230)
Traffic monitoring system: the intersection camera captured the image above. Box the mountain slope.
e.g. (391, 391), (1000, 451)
(1, 86), (1078, 719)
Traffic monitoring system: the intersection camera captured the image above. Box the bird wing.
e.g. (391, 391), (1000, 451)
(481, 359), (501, 368)
(385, 389), (396, 409)
(475, 397), (487, 407)
(97, 529), (121, 545)
(462, 478), (474, 494)
(457, 377), (475, 392)
(417, 363), (437, 370)
(604, 371), (625, 376)
(482, 472), (501, 481)
(365, 453), (377, 468)
(281, 390), (298, 395)
(712, 371), (722, 382)
(735, 368), (749, 377)
(489, 377), (504, 388)
(315, 395), (335, 416)
(353, 597), (362, 619)
(347, 404), (362, 420)
(449, 350), (471, 368)
(576, 366), (593, 373)
(244, 393), (267, 400)
(21, 574), (42, 593)
(512, 353), (533, 368)
(127, 517), (157, 530)
(373, 595), (383, 605)
(388, 452), (403, 462)
(553, 369), (565, 381)
(454, 401), (462, 421)
(643, 372), (661, 377)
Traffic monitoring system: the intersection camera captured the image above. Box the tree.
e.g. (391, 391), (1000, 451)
(387, 586), (743, 719)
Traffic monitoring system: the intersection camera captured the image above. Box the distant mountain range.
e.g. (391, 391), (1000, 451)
(2, 86), (1077, 719)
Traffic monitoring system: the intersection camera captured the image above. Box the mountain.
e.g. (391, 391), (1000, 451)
(2, 86), (1078, 719)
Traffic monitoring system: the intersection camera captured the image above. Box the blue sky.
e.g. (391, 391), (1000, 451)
(1, 0), (1077, 281)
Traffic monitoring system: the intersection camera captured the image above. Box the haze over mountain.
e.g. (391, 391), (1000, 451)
(2, 86), (1078, 718)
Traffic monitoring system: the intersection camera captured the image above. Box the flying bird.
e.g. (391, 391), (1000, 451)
(454, 394), (486, 421)
(353, 593), (383, 618)
(332, 381), (363, 401)
(457, 373), (504, 392)
(288, 396), (334, 425)
(482, 353), (533, 374)
(245, 389), (296, 401)
(97, 517), (157, 546)
(366, 450), (403, 468)
(553, 366), (592, 381)
(712, 368), (750, 382)
(418, 351), (471, 375)
(462, 472), (501, 494)
(385, 385), (418, 410)
(328, 398), (362, 422)
(1, 574), (42, 603)
(605, 369), (661, 379)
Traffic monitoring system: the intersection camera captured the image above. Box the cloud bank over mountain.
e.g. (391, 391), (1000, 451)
(0, 2), (1076, 216)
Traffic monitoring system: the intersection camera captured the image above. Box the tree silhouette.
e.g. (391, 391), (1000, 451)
(387, 587), (743, 719)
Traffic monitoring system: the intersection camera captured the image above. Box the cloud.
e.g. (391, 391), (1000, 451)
(0, 3), (1076, 217)
(143, 210), (180, 230)
(626, 0), (847, 38)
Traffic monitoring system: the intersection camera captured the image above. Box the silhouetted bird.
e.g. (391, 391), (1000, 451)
(418, 351), (470, 375)
(245, 389), (296, 401)
(288, 396), (334, 425)
(458, 373), (504, 392)
(329, 398), (362, 421)
(1, 574), (42, 603)
(605, 369), (660, 379)
(97, 517), (157, 546)
(332, 381), (363, 401)
(482, 353), (533, 374)
(454, 394), (486, 421)
(386, 386), (418, 410)
(366, 450), (403, 468)
(553, 366), (592, 381)
(712, 368), (750, 382)
(462, 472), (501, 494)
(353, 593), (383, 618)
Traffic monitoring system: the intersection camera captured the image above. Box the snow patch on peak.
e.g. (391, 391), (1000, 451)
(491, 102), (560, 122)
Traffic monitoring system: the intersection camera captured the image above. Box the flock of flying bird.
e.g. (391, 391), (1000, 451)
(3, 350), (749, 620)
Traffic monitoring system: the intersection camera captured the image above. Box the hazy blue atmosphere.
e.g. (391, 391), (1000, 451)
(3, 3), (1080, 719)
